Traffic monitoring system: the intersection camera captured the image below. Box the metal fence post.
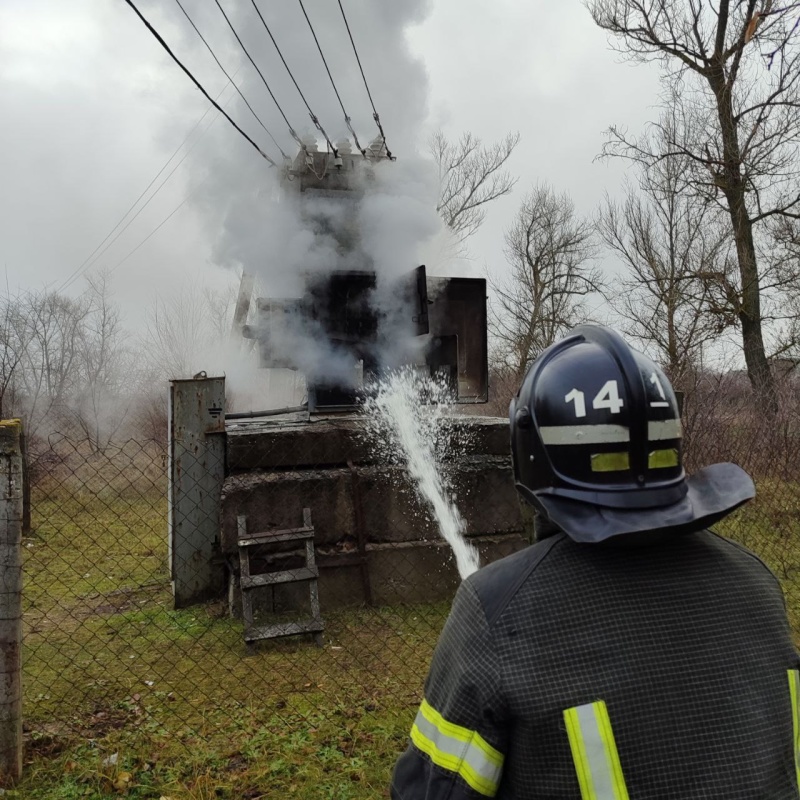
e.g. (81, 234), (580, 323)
(169, 376), (226, 609)
(0, 420), (23, 784)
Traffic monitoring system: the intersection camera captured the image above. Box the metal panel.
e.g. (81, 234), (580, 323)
(169, 376), (226, 608)
(391, 265), (429, 336)
(427, 277), (489, 402)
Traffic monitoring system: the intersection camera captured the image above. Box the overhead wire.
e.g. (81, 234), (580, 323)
(337, 0), (393, 159)
(297, 0), (367, 158)
(106, 179), (206, 274)
(174, 0), (289, 161)
(112, 0), (396, 288)
(248, 0), (338, 156)
(211, 0), (304, 150)
(58, 77), (237, 294)
(98, 108), (232, 279)
(121, 0), (278, 167)
(61, 104), (227, 292)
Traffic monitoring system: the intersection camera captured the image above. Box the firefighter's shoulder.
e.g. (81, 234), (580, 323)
(465, 532), (568, 628)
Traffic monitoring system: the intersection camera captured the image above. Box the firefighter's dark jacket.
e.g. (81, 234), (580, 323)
(391, 529), (800, 799)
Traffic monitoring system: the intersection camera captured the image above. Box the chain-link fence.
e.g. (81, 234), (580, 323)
(14, 377), (800, 798)
(19, 405), (525, 799)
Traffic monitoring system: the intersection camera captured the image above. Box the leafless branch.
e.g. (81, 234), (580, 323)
(430, 131), (520, 244)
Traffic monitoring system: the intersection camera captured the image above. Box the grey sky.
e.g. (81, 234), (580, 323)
(0, 0), (661, 330)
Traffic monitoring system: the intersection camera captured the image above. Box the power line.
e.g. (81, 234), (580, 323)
(58, 78), (235, 294)
(60, 96), (227, 294)
(212, 0), (303, 149)
(175, 0), (288, 161)
(297, 0), (367, 157)
(121, 0), (278, 167)
(107, 178), (206, 274)
(96, 134), (227, 278)
(248, 0), (338, 155)
(337, 0), (393, 159)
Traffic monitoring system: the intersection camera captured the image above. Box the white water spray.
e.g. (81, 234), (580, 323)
(364, 369), (480, 580)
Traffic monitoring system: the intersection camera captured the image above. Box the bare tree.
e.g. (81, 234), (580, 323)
(588, 0), (800, 407)
(73, 271), (132, 452)
(0, 275), (142, 447)
(762, 214), (800, 358)
(142, 282), (239, 381)
(430, 130), (520, 244)
(0, 288), (32, 419)
(16, 290), (89, 434)
(598, 124), (735, 382)
(490, 183), (601, 378)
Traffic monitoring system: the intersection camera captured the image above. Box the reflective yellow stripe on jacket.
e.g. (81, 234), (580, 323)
(564, 701), (629, 800)
(410, 698), (504, 797)
(789, 670), (800, 791)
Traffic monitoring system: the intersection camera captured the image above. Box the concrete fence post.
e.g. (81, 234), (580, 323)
(0, 420), (23, 785)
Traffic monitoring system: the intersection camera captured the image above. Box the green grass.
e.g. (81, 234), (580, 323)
(19, 600), (445, 799)
(715, 478), (800, 633)
(19, 469), (447, 798)
(24, 491), (166, 608)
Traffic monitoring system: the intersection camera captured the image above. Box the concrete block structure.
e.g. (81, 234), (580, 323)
(222, 413), (529, 615)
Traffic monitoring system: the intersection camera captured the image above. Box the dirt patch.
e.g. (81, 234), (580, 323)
(24, 583), (169, 635)
(24, 722), (71, 760)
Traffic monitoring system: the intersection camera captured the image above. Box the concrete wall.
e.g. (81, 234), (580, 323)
(221, 415), (531, 613)
(228, 535), (529, 617)
(220, 457), (522, 553)
(226, 415), (512, 472)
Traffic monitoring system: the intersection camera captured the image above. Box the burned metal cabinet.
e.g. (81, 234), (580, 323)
(243, 267), (488, 409)
(306, 270), (378, 411)
(427, 277), (488, 402)
(169, 376), (226, 608)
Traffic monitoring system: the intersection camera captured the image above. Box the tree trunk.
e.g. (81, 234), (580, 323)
(711, 67), (778, 410)
(732, 207), (777, 408)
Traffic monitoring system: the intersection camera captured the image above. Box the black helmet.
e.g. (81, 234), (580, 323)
(509, 324), (754, 543)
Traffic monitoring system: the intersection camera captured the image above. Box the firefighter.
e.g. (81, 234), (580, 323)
(391, 324), (799, 799)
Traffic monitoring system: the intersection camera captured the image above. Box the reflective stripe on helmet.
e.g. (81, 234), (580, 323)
(540, 425), (630, 445)
(591, 452), (630, 472)
(539, 420), (682, 447)
(648, 448), (680, 469)
(590, 447), (680, 472)
(409, 698), (504, 797)
(789, 670), (800, 791)
(648, 420), (682, 440)
(564, 701), (630, 800)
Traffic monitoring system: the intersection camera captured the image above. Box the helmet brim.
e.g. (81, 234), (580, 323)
(520, 462), (755, 544)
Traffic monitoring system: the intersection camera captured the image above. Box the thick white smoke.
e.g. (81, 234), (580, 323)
(162, 0), (453, 406)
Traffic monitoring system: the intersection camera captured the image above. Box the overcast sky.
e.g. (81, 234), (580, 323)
(0, 0), (662, 332)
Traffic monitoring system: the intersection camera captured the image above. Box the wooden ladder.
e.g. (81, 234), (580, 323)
(236, 508), (324, 647)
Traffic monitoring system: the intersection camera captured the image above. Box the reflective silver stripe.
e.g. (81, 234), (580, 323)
(539, 425), (630, 445)
(648, 420), (682, 440)
(410, 699), (503, 797)
(564, 701), (629, 800)
(539, 420), (681, 446)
